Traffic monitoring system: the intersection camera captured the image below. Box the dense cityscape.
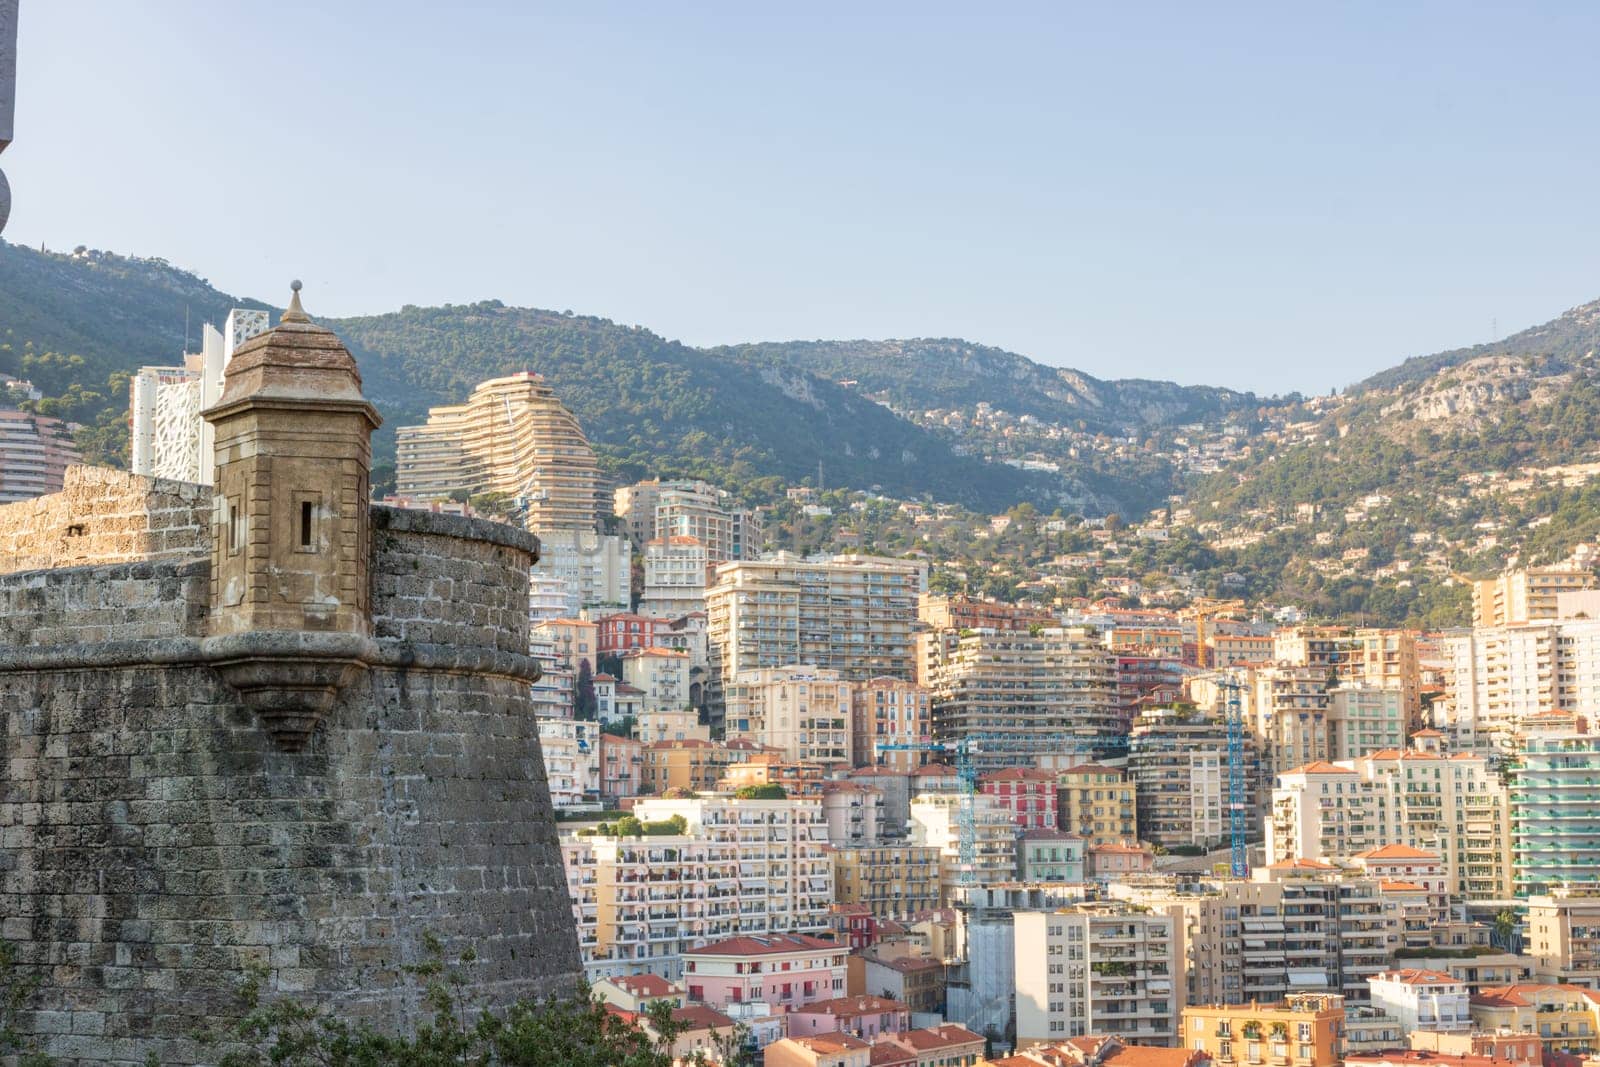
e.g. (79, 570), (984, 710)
(8, 6), (1600, 1065)
(11, 303), (1584, 1065)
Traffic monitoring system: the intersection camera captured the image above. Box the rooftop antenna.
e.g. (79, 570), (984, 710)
(1491, 318), (1499, 344)
(184, 303), (191, 354)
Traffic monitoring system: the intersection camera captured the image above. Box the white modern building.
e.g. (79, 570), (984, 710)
(1367, 969), (1472, 1034)
(130, 307), (269, 484)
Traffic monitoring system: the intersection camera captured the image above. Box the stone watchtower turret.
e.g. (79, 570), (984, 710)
(202, 282), (383, 748)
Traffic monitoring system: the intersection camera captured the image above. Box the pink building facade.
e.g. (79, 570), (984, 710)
(684, 933), (847, 1012)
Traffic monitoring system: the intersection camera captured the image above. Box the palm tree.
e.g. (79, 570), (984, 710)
(1493, 908), (1519, 948)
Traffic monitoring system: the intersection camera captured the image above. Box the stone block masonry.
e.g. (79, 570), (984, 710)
(0, 475), (581, 1063)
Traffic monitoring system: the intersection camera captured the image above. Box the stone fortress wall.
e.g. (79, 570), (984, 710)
(0, 302), (580, 1061)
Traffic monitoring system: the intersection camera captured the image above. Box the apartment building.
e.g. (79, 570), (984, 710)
(564, 795), (832, 981)
(725, 665), (854, 765)
(1252, 665), (1333, 783)
(979, 768), (1059, 831)
(1128, 707), (1256, 850)
(1266, 735), (1512, 900)
(1213, 634), (1275, 668)
(923, 627), (1121, 769)
(641, 536), (711, 618)
(615, 478), (761, 563)
(684, 932), (847, 1011)
(598, 732), (644, 803)
(909, 794), (1017, 901)
(127, 307), (268, 486)
(1328, 686), (1408, 760)
(1474, 564), (1600, 627)
(1350, 629), (1423, 726)
(1014, 904), (1181, 1047)
(764, 1033), (870, 1067)
(533, 617), (599, 674)
(537, 718), (601, 809)
(0, 407), (81, 503)
(917, 593), (1057, 633)
(1445, 617), (1600, 748)
(1468, 985), (1600, 1055)
(1182, 866), (1397, 1006)
(1115, 654), (1185, 726)
(1056, 765), (1138, 845)
(598, 612), (675, 655)
(1180, 993), (1346, 1067)
(642, 738), (771, 794)
(621, 646), (693, 714)
(1511, 721), (1600, 897)
(707, 553), (925, 686)
(396, 372), (602, 530)
(852, 677), (933, 771)
(1527, 893), (1600, 987)
(818, 783), (885, 847)
(830, 845), (942, 920)
(1349, 845), (1448, 922)
(788, 995), (909, 1041)
(1367, 970), (1470, 1034)
(1016, 830), (1087, 882)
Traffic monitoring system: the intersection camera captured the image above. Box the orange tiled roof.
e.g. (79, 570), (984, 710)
(794, 995), (908, 1018)
(1355, 843), (1441, 861)
(685, 932), (840, 957)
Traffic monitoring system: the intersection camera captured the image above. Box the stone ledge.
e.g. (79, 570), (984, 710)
(0, 634), (541, 683)
(371, 505), (539, 559)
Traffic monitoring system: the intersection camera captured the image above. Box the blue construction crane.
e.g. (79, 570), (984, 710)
(1212, 676), (1251, 878)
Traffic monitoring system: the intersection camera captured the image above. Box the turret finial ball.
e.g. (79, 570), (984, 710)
(291, 279), (303, 293)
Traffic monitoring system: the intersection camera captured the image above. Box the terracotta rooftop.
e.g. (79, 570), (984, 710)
(1355, 843), (1441, 861)
(684, 932), (839, 957)
(1373, 968), (1463, 986)
(1282, 760), (1352, 775)
(670, 1004), (736, 1031)
(787, 1032), (871, 1053)
(1379, 880), (1429, 892)
(890, 1024), (984, 1051)
(867, 954), (945, 974)
(795, 995), (908, 1017)
(869, 1043), (917, 1067)
(605, 973), (678, 997)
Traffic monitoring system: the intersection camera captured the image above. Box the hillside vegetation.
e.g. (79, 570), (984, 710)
(0, 241), (1209, 513)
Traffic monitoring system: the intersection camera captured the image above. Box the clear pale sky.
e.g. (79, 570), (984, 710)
(7, 2), (1599, 395)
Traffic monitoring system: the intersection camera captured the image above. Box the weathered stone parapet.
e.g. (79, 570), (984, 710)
(371, 503), (540, 557)
(0, 633), (542, 684)
(0, 466), (208, 574)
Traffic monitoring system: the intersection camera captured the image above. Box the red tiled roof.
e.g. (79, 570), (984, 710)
(1355, 843), (1440, 861)
(1282, 760), (1351, 774)
(787, 1032), (871, 1053)
(608, 973), (677, 997)
(685, 932), (840, 957)
(670, 1004), (735, 1031)
(891, 1024), (984, 1051)
(794, 995), (908, 1018)
(869, 1043), (917, 1067)
(1379, 880), (1428, 892)
(1372, 968), (1463, 986)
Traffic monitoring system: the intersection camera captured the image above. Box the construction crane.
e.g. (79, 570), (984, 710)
(1182, 597), (1246, 668)
(877, 733), (1130, 885)
(1213, 675), (1251, 878)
